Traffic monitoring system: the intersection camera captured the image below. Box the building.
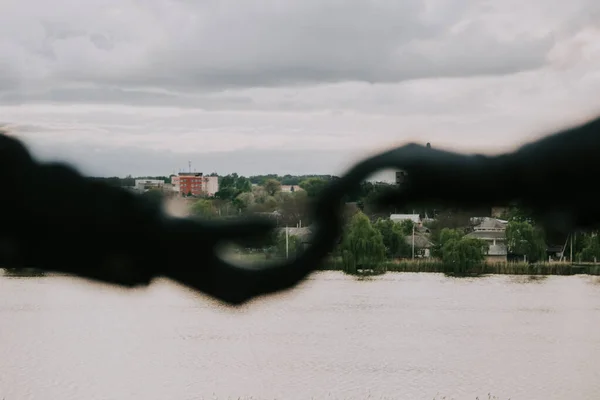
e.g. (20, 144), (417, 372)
(172, 172), (220, 197)
(134, 179), (164, 192)
(464, 217), (508, 262)
(203, 175), (219, 196)
(171, 175), (180, 192)
(404, 234), (433, 258)
(281, 185), (303, 193)
(390, 213), (422, 227)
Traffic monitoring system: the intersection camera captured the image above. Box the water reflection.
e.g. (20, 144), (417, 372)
(1, 272), (600, 400)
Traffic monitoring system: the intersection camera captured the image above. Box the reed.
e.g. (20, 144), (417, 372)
(320, 258), (599, 276)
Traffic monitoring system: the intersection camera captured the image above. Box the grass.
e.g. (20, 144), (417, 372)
(225, 252), (600, 277)
(320, 257), (597, 277)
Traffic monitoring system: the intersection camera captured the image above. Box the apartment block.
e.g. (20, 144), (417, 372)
(171, 173), (219, 197)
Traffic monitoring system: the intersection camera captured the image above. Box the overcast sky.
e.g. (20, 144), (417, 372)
(2, 1), (600, 178)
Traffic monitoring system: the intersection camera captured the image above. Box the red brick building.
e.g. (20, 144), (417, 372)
(178, 173), (205, 196)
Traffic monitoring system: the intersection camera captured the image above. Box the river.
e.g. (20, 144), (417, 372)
(2, 272), (600, 400)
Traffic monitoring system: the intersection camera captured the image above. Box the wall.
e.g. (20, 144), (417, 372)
(203, 176), (219, 196)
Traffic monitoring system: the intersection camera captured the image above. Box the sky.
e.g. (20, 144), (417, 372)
(2, 1), (600, 179)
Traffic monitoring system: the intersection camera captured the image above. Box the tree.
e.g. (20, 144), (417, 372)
(426, 210), (472, 235)
(263, 179), (282, 197)
(277, 191), (310, 226)
(398, 219), (415, 236)
(190, 199), (216, 219)
(576, 232), (600, 262)
(140, 188), (164, 208)
(430, 228), (463, 259)
(299, 177), (328, 198)
(359, 182), (399, 218)
(340, 212), (386, 274)
(441, 236), (488, 271)
(275, 233), (303, 257)
(373, 218), (412, 259)
(235, 192), (255, 211)
(500, 205), (534, 223)
(505, 220), (547, 262)
(216, 173), (252, 201)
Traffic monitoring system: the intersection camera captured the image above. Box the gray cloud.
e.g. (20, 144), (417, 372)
(2, 0), (592, 104)
(2, 1), (600, 177)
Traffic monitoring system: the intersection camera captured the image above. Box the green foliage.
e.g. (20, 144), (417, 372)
(340, 212), (386, 274)
(299, 177), (328, 198)
(373, 218), (412, 259)
(500, 205), (534, 223)
(505, 220), (546, 262)
(274, 233), (303, 257)
(397, 219), (415, 236)
(577, 232), (600, 262)
(357, 182), (399, 217)
(263, 179), (282, 196)
(140, 188), (164, 208)
(441, 237), (488, 270)
(276, 190), (310, 226)
(216, 173), (252, 201)
(430, 228), (462, 258)
(248, 174), (338, 186)
(190, 199), (216, 219)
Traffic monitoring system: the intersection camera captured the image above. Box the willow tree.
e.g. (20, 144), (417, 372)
(506, 220), (546, 263)
(340, 212), (386, 274)
(441, 236), (488, 273)
(373, 218), (411, 259)
(577, 233), (600, 262)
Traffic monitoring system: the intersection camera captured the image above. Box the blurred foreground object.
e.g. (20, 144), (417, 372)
(1, 116), (599, 305)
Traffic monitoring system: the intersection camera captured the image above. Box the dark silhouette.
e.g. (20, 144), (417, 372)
(1, 115), (600, 305)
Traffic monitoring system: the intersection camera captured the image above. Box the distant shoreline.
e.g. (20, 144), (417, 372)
(3, 260), (600, 279)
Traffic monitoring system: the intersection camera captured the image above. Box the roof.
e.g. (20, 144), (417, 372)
(465, 230), (506, 240)
(404, 234), (433, 248)
(473, 217), (507, 231)
(416, 226), (430, 234)
(275, 227), (313, 243)
(390, 214), (420, 223)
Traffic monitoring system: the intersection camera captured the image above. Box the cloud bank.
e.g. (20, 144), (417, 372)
(2, 0), (600, 178)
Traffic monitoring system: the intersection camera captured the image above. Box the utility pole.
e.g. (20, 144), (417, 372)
(286, 226), (289, 259)
(570, 233), (574, 263)
(412, 223), (415, 260)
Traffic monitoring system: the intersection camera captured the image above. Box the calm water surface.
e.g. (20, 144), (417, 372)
(2, 272), (600, 400)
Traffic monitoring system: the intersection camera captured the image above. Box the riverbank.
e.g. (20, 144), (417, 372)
(2, 268), (46, 277)
(325, 259), (600, 276)
(246, 255), (600, 276)
(4, 259), (600, 278)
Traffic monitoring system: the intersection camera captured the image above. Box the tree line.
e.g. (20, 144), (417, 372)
(95, 172), (600, 269)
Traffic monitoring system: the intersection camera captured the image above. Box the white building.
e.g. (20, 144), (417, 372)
(281, 185), (303, 193)
(203, 175), (219, 196)
(134, 179), (165, 192)
(390, 214), (422, 226)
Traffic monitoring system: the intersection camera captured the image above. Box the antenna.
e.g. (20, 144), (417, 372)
(188, 161), (191, 173)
